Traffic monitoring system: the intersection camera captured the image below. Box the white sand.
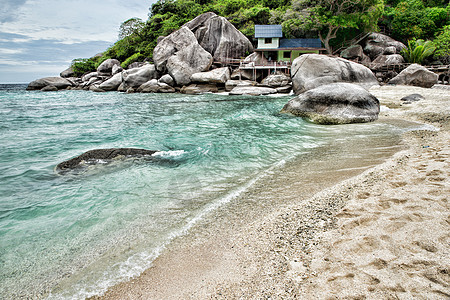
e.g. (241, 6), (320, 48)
(93, 85), (449, 299)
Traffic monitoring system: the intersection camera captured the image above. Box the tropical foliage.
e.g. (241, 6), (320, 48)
(401, 39), (436, 64)
(71, 0), (450, 75)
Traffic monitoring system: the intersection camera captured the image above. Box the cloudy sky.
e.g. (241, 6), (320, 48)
(0, 0), (157, 83)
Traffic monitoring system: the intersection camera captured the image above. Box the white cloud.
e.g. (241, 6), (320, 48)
(0, 48), (24, 54)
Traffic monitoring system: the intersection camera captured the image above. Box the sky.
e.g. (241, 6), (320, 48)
(0, 0), (157, 83)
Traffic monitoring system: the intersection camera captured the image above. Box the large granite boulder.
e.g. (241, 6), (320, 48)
(56, 148), (157, 173)
(60, 66), (75, 78)
(388, 64), (438, 88)
(364, 33), (406, 60)
(191, 67), (230, 84)
(370, 54), (405, 71)
(137, 79), (175, 93)
(153, 26), (197, 72)
(166, 43), (213, 86)
(123, 64), (158, 89)
(97, 59), (121, 75)
(261, 71), (291, 87)
(99, 73), (123, 91)
(281, 83), (380, 125)
(291, 54), (379, 94)
(82, 72), (98, 82)
(158, 74), (175, 86)
(185, 13), (254, 61)
(27, 77), (73, 90)
(229, 86), (277, 96)
(181, 84), (218, 94)
(341, 45), (364, 60)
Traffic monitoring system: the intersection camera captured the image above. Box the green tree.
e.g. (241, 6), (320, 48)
(119, 18), (145, 40)
(433, 25), (450, 63)
(305, 0), (384, 54)
(401, 39), (436, 64)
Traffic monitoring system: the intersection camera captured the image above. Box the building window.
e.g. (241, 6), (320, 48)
(283, 51), (291, 59)
(264, 38), (272, 44)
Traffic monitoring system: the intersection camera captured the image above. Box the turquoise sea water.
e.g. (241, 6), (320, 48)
(0, 85), (410, 299)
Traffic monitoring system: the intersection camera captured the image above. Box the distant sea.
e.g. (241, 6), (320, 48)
(0, 84), (412, 298)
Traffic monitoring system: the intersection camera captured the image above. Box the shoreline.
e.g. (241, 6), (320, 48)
(91, 85), (449, 299)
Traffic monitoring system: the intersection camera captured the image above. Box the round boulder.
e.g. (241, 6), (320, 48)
(281, 83), (380, 125)
(97, 59), (121, 75)
(388, 64), (438, 88)
(291, 54), (379, 94)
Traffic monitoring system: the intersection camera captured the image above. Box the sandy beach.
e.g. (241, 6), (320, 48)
(93, 85), (449, 299)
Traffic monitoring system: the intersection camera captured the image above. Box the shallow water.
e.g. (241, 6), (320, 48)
(0, 85), (417, 299)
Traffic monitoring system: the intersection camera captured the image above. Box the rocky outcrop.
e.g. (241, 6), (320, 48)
(56, 148), (157, 173)
(166, 43), (213, 86)
(153, 26), (197, 72)
(291, 54), (379, 94)
(370, 54), (404, 70)
(27, 77), (73, 90)
(388, 64), (438, 88)
(98, 73), (123, 91)
(41, 85), (58, 91)
(229, 86), (277, 96)
(191, 67), (230, 84)
(364, 33), (406, 60)
(60, 67), (75, 78)
(123, 64), (159, 89)
(261, 72), (291, 87)
(281, 83), (380, 125)
(187, 13), (254, 61)
(137, 79), (175, 93)
(180, 84), (218, 94)
(97, 59), (121, 75)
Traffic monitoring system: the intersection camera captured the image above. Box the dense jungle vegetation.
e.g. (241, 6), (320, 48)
(72, 0), (450, 76)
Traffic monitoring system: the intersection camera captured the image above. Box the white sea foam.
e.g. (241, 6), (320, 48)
(152, 150), (186, 158)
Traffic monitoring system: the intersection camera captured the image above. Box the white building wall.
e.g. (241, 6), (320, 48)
(257, 37), (279, 49)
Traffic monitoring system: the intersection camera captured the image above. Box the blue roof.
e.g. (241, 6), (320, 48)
(255, 25), (283, 38)
(279, 38), (322, 49)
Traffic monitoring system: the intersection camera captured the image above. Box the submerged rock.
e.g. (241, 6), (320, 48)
(291, 54), (379, 94)
(281, 83), (380, 125)
(56, 148), (158, 173)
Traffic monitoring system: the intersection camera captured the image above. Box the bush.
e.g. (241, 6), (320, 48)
(121, 53), (146, 69)
(433, 25), (450, 62)
(71, 58), (97, 77)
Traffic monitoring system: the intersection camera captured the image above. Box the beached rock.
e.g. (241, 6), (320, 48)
(364, 33), (406, 60)
(158, 74), (175, 86)
(123, 64), (158, 89)
(41, 85), (58, 91)
(341, 45), (364, 60)
(388, 64), (438, 88)
(281, 83), (380, 124)
(186, 13), (254, 61)
(137, 79), (175, 93)
(89, 85), (106, 93)
(166, 43), (213, 86)
(370, 54), (404, 71)
(225, 80), (256, 91)
(153, 26), (198, 72)
(261, 72), (291, 87)
(229, 86), (277, 96)
(181, 84), (218, 94)
(27, 77), (73, 90)
(276, 85), (292, 94)
(401, 93), (424, 102)
(291, 54), (379, 94)
(99, 73), (123, 91)
(191, 67), (230, 84)
(82, 72), (98, 82)
(97, 59), (120, 75)
(56, 148), (157, 172)
(60, 66), (75, 78)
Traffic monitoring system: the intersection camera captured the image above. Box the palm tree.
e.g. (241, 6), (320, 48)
(401, 39), (436, 65)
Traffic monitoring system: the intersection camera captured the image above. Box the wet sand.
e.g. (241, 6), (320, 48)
(93, 85), (449, 299)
